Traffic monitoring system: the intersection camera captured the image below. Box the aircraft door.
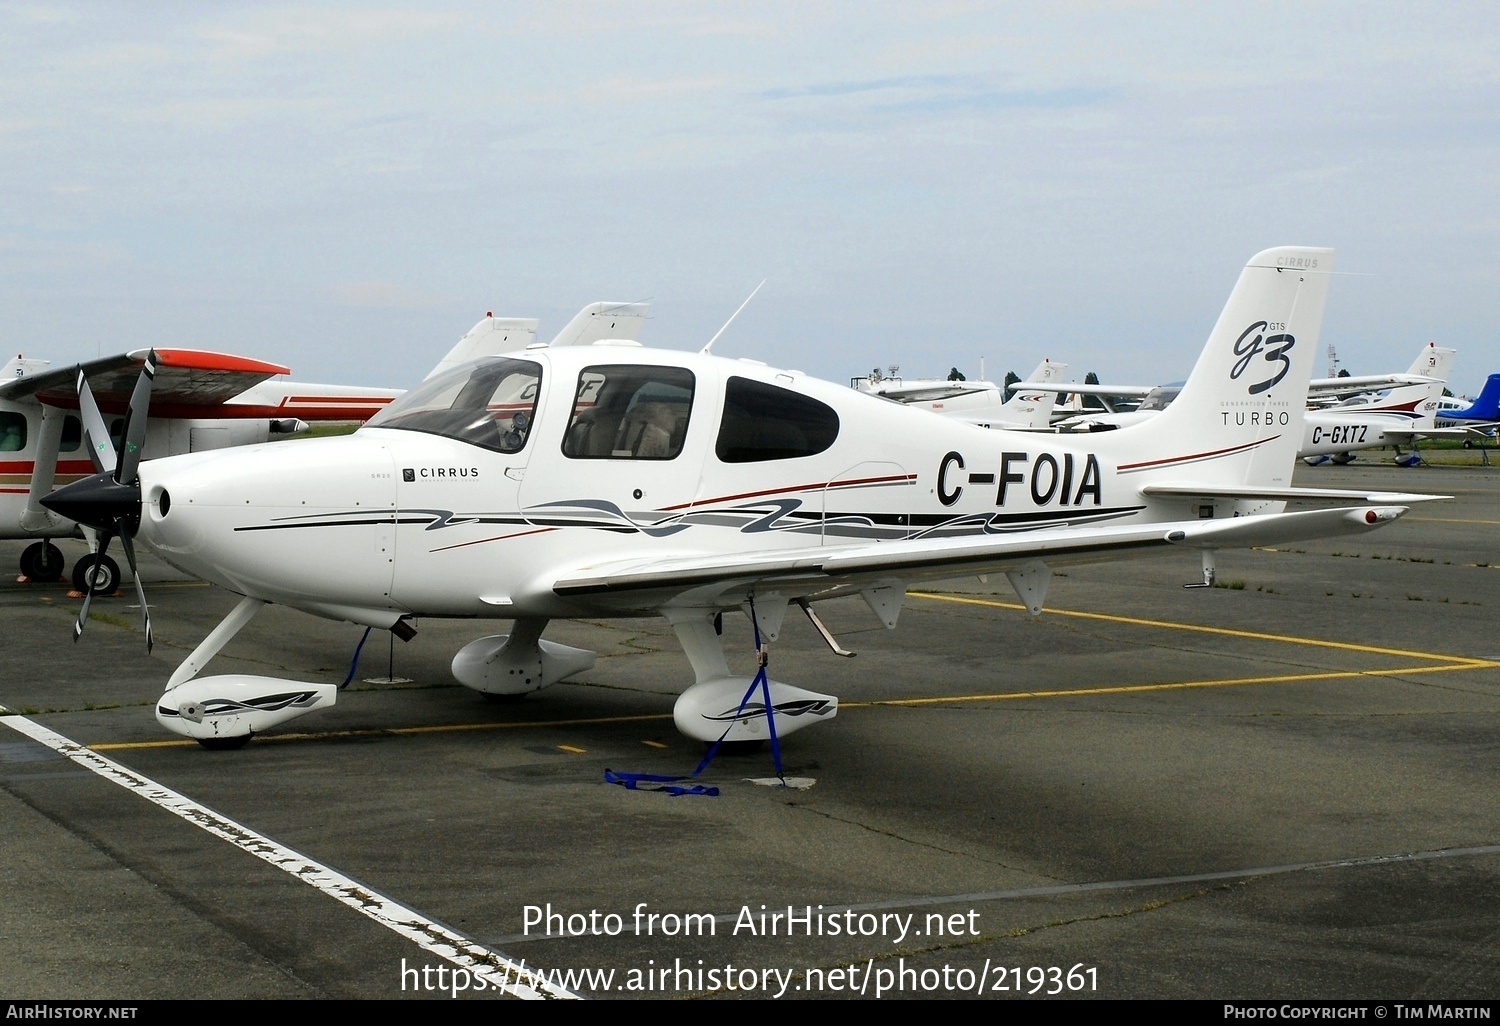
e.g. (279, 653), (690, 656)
(519, 360), (711, 536)
(386, 355), (545, 615)
(822, 461), (912, 543)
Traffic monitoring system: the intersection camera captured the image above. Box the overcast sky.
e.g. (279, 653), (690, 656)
(4, 2), (1498, 395)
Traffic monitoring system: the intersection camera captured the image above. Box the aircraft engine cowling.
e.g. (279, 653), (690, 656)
(155, 675), (337, 742)
(673, 677), (838, 744)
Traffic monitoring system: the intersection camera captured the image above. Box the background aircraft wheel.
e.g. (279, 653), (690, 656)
(197, 735), (253, 751)
(480, 691), (528, 704)
(20, 542), (65, 582)
(72, 555), (121, 596)
(1463, 439), (1473, 449)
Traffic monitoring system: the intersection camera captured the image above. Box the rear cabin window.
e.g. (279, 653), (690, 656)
(716, 376), (839, 463)
(562, 365), (695, 460)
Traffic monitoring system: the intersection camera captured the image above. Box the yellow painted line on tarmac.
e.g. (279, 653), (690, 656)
(844, 662), (1495, 709)
(912, 591), (1496, 665)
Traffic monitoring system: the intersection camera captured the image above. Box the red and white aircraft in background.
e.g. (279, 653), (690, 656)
(0, 348), (404, 592)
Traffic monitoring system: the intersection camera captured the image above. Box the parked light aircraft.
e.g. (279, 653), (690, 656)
(44, 247), (1445, 751)
(1299, 342), (1453, 466)
(855, 359), (1070, 430)
(1433, 374), (1500, 434)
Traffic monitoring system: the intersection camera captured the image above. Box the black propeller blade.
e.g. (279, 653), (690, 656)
(41, 351), (158, 651)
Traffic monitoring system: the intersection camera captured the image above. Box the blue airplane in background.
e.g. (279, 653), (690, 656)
(1435, 373), (1500, 430)
(1430, 373), (1500, 464)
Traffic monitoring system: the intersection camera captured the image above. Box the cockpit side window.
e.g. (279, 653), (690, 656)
(364, 357), (542, 454)
(562, 365), (695, 460)
(715, 376), (839, 463)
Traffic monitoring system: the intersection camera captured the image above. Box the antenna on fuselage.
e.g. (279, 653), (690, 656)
(701, 280), (765, 354)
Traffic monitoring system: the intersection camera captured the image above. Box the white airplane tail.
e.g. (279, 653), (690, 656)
(549, 302), (650, 347)
(425, 315), (540, 381)
(997, 359), (1068, 429)
(1107, 247), (1333, 491)
(1383, 343), (1455, 425)
(1407, 341), (1453, 380)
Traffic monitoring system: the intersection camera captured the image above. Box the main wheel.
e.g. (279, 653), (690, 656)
(72, 554), (121, 596)
(197, 735), (253, 751)
(20, 542), (65, 582)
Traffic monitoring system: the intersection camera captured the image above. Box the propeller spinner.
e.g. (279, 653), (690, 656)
(40, 351), (158, 651)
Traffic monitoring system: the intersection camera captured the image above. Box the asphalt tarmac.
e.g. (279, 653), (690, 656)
(1, 461), (1497, 1002)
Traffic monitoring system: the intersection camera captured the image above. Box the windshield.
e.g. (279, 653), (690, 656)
(1137, 386), (1182, 413)
(365, 357), (542, 453)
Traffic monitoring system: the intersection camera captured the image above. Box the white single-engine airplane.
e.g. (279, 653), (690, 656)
(44, 247), (1444, 751)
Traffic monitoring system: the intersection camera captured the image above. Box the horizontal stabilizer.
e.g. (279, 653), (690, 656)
(1166, 505), (1407, 547)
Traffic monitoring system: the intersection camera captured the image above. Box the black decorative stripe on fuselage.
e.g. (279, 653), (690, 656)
(228, 501), (1147, 544)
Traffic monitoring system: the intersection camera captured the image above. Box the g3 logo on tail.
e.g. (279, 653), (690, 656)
(1230, 321), (1295, 395)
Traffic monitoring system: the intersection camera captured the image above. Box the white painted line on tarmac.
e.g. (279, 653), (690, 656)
(1, 714), (579, 1000)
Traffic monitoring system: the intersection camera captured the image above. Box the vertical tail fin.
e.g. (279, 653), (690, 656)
(1114, 247), (1333, 489)
(1452, 374), (1500, 421)
(997, 359), (1069, 429)
(425, 315), (540, 381)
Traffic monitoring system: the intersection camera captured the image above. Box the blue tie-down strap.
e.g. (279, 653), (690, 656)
(603, 769), (720, 797)
(604, 594), (786, 795)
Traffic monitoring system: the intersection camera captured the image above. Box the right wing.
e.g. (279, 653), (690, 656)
(549, 504), (1409, 613)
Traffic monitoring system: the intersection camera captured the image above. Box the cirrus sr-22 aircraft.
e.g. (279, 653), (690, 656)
(42, 246), (1445, 751)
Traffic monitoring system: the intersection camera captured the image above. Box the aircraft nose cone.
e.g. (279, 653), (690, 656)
(40, 472), (141, 533)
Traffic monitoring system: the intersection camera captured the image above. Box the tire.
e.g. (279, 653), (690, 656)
(481, 691), (528, 704)
(197, 735), (253, 751)
(72, 554), (121, 596)
(20, 542), (65, 582)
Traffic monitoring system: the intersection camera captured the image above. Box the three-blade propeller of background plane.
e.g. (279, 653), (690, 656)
(39, 351), (157, 651)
